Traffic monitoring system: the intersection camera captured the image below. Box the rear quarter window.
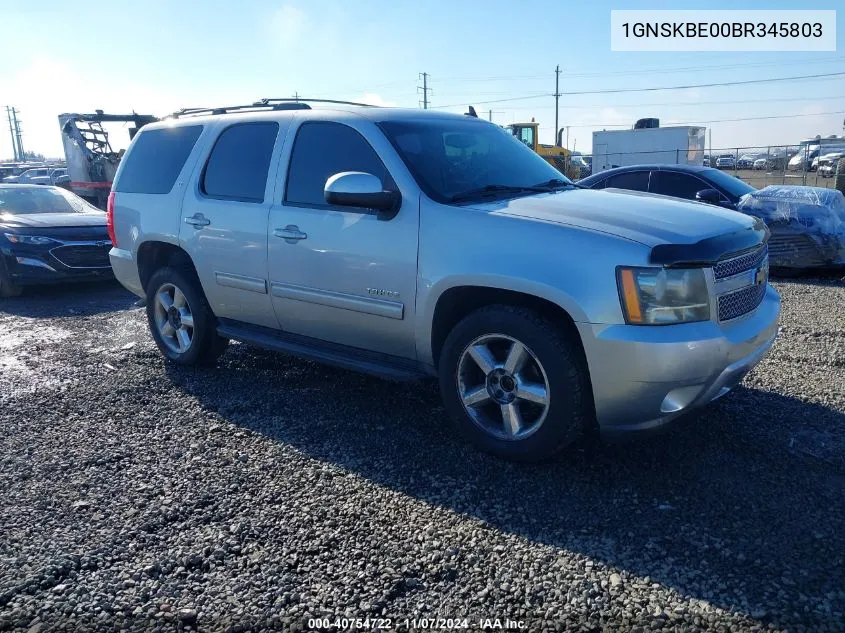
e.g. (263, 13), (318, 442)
(114, 125), (203, 194)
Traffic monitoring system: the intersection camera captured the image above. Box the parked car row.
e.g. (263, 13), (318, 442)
(2, 166), (67, 186)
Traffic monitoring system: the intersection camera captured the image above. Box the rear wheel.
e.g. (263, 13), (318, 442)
(145, 266), (229, 365)
(438, 305), (592, 461)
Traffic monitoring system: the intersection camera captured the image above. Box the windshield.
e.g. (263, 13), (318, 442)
(378, 119), (571, 203)
(0, 186), (92, 215)
(704, 169), (756, 198)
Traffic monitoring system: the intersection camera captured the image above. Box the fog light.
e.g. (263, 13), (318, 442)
(661, 384), (705, 413)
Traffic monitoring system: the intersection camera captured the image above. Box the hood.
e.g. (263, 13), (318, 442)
(469, 188), (756, 248)
(0, 211), (106, 230)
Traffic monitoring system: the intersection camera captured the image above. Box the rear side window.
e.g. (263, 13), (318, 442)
(285, 121), (390, 207)
(115, 125), (202, 194)
(201, 122), (279, 203)
(604, 171), (649, 192)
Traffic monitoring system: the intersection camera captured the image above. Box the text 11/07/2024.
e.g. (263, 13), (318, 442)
(306, 616), (528, 630)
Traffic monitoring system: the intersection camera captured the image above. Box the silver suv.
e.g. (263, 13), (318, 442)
(108, 100), (780, 461)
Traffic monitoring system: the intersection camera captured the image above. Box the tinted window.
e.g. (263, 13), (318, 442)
(379, 119), (568, 203)
(653, 171), (706, 200)
(604, 171), (649, 192)
(115, 125), (203, 194)
(286, 122), (390, 207)
(202, 122), (279, 202)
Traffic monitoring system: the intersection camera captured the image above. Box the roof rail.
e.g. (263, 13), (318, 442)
(168, 97), (379, 119)
(255, 98), (379, 108)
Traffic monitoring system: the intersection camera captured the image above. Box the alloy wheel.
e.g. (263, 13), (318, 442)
(153, 283), (195, 354)
(456, 333), (551, 441)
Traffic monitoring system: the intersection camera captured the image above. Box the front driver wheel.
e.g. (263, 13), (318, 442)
(439, 305), (592, 461)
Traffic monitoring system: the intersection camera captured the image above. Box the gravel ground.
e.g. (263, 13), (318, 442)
(0, 278), (843, 633)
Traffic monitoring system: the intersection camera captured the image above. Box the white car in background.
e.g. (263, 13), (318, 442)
(753, 158), (768, 171)
(715, 155), (735, 169)
(818, 152), (843, 178)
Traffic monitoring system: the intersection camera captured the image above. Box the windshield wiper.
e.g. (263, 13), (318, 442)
(449, 184), (549, 203)
(532, 178), (585, 190)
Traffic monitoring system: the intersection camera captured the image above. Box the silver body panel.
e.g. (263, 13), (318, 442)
(110, 106), (781, 434)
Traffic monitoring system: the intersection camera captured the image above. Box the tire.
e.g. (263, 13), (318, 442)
(438, 305), (592, 462)
(145, 265), (229, 365)
(0, 262), (23, 298)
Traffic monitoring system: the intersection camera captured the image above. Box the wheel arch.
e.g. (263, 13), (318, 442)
(426, 281), (587, 371)
(136, 240), (197, 293)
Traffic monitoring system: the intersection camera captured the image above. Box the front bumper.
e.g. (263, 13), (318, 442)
(1, 242), (114, 286)
(577, 285), (780, 436)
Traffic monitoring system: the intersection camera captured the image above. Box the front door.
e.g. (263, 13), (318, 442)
(267, 118), (419, 359)
(180, 120), (289, 328)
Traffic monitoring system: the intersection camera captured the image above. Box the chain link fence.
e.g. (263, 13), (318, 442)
(567, 143), (845, 191)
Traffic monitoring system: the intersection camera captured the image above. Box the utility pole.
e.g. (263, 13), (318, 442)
(6, 106), (18, 161)
(11, 108), (24, 160)
(487, 109), (504, 123)
(418, 72), (430, 109)
(554, 65), (562, 147)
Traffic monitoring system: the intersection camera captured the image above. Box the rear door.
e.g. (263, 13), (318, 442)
(179, 119), (290, 328)
(266, 116), (419, 359)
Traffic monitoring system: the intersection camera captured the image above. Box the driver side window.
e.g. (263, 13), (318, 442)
(285, 121), (393, 208)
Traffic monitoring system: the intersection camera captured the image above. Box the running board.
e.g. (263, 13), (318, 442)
(216, 319), (432, 382)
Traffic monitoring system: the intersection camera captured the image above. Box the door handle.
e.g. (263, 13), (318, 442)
(274, 225), (307, 242)
(184, 214), (211, 228)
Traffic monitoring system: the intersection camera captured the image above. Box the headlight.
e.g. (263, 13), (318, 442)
(617, 266), (710, 325)
(3, 233), (60, 246)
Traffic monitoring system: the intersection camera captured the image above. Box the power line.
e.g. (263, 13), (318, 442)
(561, 71), (845, 96)
(547, 110), (845, 130)
(432, 71), (845, 108)
(432, 56), (845, 83)
(509, 94), (845, 111)
(432, 93), (551, 108)
(560, 56), (845, 79)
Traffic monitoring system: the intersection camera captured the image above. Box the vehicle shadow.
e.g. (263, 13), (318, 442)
(0, 281), (137, 318)
(166, 345), (845, 630)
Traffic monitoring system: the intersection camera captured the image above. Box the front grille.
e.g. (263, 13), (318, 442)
(713, 244), (767, 279)
(767, 233), (826, 267)
(718, 283), (766, 321)
(50, 244), (111, 269)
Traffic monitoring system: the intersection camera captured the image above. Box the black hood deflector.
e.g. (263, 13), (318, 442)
(650, 218), (769, 267)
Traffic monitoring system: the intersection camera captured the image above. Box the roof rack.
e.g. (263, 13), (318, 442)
(168, 97), (379, 119)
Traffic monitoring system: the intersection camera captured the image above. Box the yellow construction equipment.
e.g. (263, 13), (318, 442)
(505, 118), (578, 179)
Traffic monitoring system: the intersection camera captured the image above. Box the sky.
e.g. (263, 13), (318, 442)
(0, 0), (843, 160)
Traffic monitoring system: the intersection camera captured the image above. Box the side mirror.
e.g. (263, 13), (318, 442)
(695, 188), (721, 205)
(324, 172), (400, 218)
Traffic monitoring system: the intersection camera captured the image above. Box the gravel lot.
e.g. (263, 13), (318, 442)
(1, 278), (843, 632)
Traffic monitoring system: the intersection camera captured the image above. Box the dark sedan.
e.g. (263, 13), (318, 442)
(578, 164), (755, 210)
(0, 185), (113, 297)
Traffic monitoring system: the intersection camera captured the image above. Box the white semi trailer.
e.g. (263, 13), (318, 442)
(591, 125), (706, 175)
